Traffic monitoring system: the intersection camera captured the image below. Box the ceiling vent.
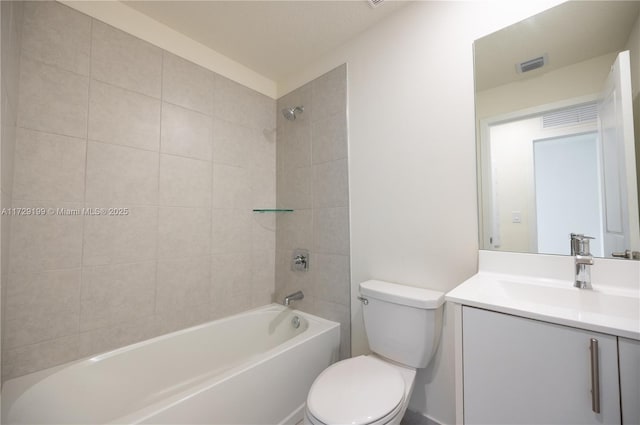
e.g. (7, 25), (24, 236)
(367, 0), (384, 8)
(516, 54), (547, 73)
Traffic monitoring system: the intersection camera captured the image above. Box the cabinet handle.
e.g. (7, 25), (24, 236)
(589, 338), (601, 414)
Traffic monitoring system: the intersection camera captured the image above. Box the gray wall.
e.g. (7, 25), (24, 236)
(1, 0), (24, 382)
(2, 1), (276, 380)
(275, 65), (351, 360)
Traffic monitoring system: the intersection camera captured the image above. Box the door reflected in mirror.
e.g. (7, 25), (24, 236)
(475, 1), (640, 259)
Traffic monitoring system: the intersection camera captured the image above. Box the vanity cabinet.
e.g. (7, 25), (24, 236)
(462, 307), (621, 425)
(619, 338), (640, 425)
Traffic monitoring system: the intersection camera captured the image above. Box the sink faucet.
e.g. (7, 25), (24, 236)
(283, 290), (304, 306)
(571, 234), (595, 289)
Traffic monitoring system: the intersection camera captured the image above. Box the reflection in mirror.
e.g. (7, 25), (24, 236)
(475, 1), (640, 259)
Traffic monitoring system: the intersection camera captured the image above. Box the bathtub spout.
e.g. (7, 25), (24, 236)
(283, 291), (304, 306)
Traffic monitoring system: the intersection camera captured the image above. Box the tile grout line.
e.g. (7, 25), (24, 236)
(152, 52), (166, 329)
(76, 17), (95, 356)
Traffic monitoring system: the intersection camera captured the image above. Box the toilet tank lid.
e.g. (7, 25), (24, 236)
(360, 280), (445, 309)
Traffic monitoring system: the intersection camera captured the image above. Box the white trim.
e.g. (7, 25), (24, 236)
(59, 0), (277, 99)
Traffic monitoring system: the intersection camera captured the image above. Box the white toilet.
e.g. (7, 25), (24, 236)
(304, 280), (445, 425)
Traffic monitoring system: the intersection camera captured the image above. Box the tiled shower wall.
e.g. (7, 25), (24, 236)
(275, 65), (351, 359)
(1, 0), (24, 379)
(2, 1), (276, 380)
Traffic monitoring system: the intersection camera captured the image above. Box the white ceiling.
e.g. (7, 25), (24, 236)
(123, 0), (408, 82)
(474, 1), (640, 92)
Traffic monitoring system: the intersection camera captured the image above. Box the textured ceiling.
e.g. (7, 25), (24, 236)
(123, 0), (408, 81)
(475, 1), (640, 92)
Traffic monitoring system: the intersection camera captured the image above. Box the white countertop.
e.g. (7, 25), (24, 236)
(446, 271), (640, 340)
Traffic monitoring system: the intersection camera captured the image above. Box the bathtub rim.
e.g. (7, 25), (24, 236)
(2, 303), (341, 424)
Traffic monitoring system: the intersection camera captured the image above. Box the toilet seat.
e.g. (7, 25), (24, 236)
(306, 356), (406, 425)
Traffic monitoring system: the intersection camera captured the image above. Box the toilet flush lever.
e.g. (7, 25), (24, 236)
(357, 296), (368, 305)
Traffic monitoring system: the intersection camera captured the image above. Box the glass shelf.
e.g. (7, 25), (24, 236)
(252, 209), (294, 213)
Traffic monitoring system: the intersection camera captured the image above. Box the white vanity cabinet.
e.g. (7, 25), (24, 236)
(462, 307), (621, 425)
(619, 338), (640, 425)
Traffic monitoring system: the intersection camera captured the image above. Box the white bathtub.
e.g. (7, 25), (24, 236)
(2, 304), (340, 424)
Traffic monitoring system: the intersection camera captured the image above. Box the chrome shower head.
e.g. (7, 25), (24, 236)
(282, 106), (304, 121)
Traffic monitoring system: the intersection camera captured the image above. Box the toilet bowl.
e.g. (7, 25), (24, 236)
(304, 280), (444, 425)
(305, 355), (416, 425)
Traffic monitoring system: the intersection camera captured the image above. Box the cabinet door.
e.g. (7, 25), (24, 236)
(463, 307), (620, 424)
(619, 337), (640, 425)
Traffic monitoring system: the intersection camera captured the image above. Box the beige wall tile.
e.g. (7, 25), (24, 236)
(161, 102), (212, 161)
(251, 249), (275, 295)
(211, 208), (252, 254)
(311, 65), (347, 124)
(158, 207), (211, 259)
(276, 209), (313, 252)
(212, 164), (251, 209)
(252, 213), (276, 252)
(4, 269), (81, 348)
(211, 290), (252, 320)
(312, 253), (350, 306)
(212, 118), (251, 167)
(2, 335), (80, 381)
(78, 316), (155, 358)
(313, 159), (349, 208)
(312, 299), (350, 360)
(1, 191), (12, 275)
(1, 0), (24, 109)
(85, 141), (159, 205)
(83, 206), (157, 266)
(277, 166), (311, 210)
(9, 201), (83, 273)
(2, 89), (17, 195)
(251, 165), (275, 208)
(80, 262), (156, 331)
(159, 154), (211, 207)
(313, 207), (350, 255)
(214, 75), (275, 131)
(17, 56), (89, 138)
(311, 113), (347, 164)
(21, 1), (90, 75)
(91, 21), (162, 98)
(88, 80), (161, 151)
(156, 256), (211, 313)
(277, 121), (311, 170)
(154, 302), (210, 335)
(163, 52), (214, 116)
(13, 128), (86, 202)
(211, 252), (252, 297)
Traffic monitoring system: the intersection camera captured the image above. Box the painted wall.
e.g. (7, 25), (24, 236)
(2, 1), (276, 381)
(275, 65), (351, 360)
(277, 1), (563, 423)
(1, 0), (24, 383)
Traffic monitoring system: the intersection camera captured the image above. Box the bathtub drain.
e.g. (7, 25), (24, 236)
(291, 316), (301, 329)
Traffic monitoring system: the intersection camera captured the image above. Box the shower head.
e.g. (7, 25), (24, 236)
(282, 106), (304, 121)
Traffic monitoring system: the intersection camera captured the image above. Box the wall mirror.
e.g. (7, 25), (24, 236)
(474, 0), (640, 259)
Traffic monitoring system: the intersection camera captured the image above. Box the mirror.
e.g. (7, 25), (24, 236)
(474, 1), (640, 259)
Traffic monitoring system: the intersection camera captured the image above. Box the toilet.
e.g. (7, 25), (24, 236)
(304, 280), (445, 425)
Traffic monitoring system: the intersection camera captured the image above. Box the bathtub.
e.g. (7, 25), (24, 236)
(2, 304), (340, 424)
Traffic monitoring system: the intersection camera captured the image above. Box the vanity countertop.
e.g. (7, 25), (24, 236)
(446, 271), (640, 340)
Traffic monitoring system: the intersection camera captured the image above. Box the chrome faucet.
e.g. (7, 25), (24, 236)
(283, 290), (304, 306)
(571, 233), (594, 289)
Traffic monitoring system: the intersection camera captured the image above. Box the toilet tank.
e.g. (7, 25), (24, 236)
(360, 280), (445, 369)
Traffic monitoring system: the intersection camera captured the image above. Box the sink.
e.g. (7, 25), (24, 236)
(446, 272), (640, 339)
